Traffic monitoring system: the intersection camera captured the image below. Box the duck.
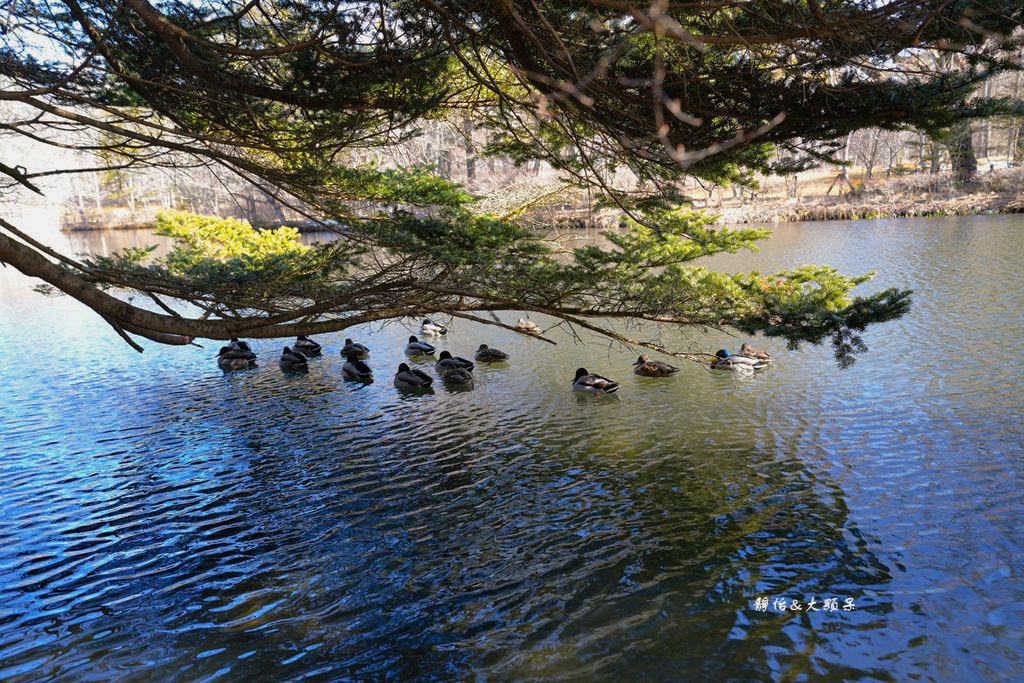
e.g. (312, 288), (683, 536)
(228, 337), (253, 353)
(279, 346), (308, 370)
(405, 335), (436, 355)
(572, 368), (619, 394)
(394, 362), (433, 389)
(632, 354), (679, 377)
(341, 338), (369, 357)
(710, 349), (768, 370)
(475, 344), (509, 362)
(420, 318), (448, 335)
(342, 354), (373, 381)
(435, 350), (474, 373)
(515, 318), (541, 334)
(294, 335), (322, 355)
(217, 346), (255, 370)
(739, 342), (772, 363)
(438, 366), (473, 385)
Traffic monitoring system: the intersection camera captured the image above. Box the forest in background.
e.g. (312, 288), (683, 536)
(3, 60), (1024, 231)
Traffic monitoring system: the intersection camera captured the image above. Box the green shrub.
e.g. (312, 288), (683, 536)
(155, 211), (308, 276)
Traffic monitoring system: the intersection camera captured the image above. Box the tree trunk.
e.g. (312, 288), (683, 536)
(826, 133), (855, 196)
(74, 176), (85, 211)
(128, 175), (137, 211)
(885, 140), (899, 178)
(1012, 74), (1024, 165)
(980, 80), (991, 159)
(1014, 118), (1024, 165)
(946, 121), (977, 184)
(786, 174), (798, 198)
(929, 141), (943, 174)
(864, 131), (880, 180)
(439, 149), (452, 178)
(462, 114), (476, 184)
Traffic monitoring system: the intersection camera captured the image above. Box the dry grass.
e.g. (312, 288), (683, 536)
(706, 168), (1024, 224)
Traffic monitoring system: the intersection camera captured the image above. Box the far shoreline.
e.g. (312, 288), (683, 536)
(58, 168), (1024, 232)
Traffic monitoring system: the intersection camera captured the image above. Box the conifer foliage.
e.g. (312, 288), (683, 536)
(0, 1), (1020, 364)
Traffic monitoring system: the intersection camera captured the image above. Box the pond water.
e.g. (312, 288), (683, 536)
(1, 215), (1022, 680)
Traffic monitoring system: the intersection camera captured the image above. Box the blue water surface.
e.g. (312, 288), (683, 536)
(1, 215), (1023, 681)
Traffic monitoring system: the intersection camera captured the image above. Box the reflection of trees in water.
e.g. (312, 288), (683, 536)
(442, 434), (893, 679)
(238, 406), (891, 678)
(66, 229), (175, 259)
(212, 351), (891, 678)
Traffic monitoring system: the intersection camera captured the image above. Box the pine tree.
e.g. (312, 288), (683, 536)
(1, 1), (1021, 364)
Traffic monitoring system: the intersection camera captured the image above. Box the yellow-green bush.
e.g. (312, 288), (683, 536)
(155, 211), (308, 276)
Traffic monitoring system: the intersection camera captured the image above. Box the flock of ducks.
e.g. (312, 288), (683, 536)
(215, 318), (774, 395)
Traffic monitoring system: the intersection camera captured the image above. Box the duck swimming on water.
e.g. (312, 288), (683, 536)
(217, 346), (255, 371)
(341, 338), (369, 357)
(572, 368), (619, 394)
(228, 338), (253, 353)
(515, 318), (540, 334)
(394, 363), (433, 389)
(420, 318), (448, 335)
(435, 350), (474, 373)
(342, 354), (373, 381)
(438, 366), (473, 385)
(279, 346), (308, 370)
(295, 335), (322, 355)
(710, 349), (768, 370)
(405, 335), (436, 355)
(632, 354), (679, 377)
(739, 343), (772, 363)
(475, 344), (509, 362)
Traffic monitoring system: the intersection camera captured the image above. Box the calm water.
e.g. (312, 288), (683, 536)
(1, 216), (1023, 681)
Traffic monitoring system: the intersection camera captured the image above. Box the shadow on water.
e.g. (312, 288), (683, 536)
(0, 353), (893, 680)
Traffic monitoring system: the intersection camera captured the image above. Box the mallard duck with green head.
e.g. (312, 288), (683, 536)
(405, 335), (436, 355)
(710, 349), (768, 370)
(572, 368), (619, 394)
(420, 318), (448, 335)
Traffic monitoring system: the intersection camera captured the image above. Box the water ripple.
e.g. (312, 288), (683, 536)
(1, 216), (1023, 680)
